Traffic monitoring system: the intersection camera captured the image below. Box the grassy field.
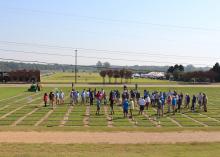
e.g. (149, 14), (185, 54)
(1, 143), (220, 157)
(0, 85), (220, 157)
(41, 72), (176, 84)
(0, 86), (219, 130)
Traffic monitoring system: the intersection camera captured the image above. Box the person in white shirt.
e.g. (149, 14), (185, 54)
(138, 97), (145, 115)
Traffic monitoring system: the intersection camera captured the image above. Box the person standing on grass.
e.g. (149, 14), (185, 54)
(43, 93), (48, 107)
(167, 95), (172, 113)
(129, 98), (135, 119)
(136, 91), (140, 106)
(197, 93), (203, 109)
(70, 90), (74, 106)
(191, 95), (196, 112)
(49, 92), (53, 106)
(109, 90), (115, 115)
(51, 92), (56, 109)
(151, 92), (155, 107)
(55, 91), (60, 105)
(123, 98), (129, 118)
(177, 94), (182, 113)
(160, 96), (165, 117)
(89, 90), (94, 106)
(145, 95), (151, 110)
(185, 94), (190, 109)
(81, 89), (86, 105)
(172, 95), (177, 115)
(95, 91), (101, 115)
(138, 97), (145, 115)
(60, 90), (65, 104)
(116, 90), (120, 104)
(157, 98), (162, 117)
(203, 93), (208, 112)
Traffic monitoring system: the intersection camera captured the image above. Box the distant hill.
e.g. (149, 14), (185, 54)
(0, 61), (210, 73)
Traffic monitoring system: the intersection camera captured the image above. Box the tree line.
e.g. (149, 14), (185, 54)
(99, 69), (133, 84)
(166, 63), (220, 83)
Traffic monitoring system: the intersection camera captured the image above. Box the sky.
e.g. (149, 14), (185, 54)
(0, 0), (220, 67)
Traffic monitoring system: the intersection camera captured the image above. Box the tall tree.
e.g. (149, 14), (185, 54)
(106, 69), (113, 84)
(119, 69), (125, 84)
(113, 69), (120, 84)
(103, 62), (111, 69)
(99, 70), (107, 84)
(96, 61), (103, 71)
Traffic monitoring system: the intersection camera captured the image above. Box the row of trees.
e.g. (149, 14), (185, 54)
(166, 63), (220, 83)
(99, 69), (133, 84)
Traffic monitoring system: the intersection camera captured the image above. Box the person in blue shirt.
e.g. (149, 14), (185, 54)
(123, 98), (129, 118)
(160, 96), (165, 117)
(172, 96), (177, 115)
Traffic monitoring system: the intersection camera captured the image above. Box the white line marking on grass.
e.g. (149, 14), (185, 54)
(0, 105), (10, 111)
(0, 105), (26, 120)
(11, 108), (40, 126)
(59, 105), (73, 127)
(0, 93), (24, 102)
(0, 96), (42, 120)
(198, 113), (220, 123)
(34, 110), (54, 126)
(166, 117), (183, 128)
(143, 110), (161, 127)
(104, 105), (113, 127)
(181, 113), (208, 127)
(14, 92), (41, 103)
(83, 105), (90, 127)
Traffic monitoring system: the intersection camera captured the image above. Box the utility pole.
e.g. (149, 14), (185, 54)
(75, 49), (77, 84)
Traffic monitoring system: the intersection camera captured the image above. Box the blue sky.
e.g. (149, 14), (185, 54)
(0, 0), (220, 67)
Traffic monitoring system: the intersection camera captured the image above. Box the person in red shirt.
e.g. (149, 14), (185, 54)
(43, 93), (48, 107)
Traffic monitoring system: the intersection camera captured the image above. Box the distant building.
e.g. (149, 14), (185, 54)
(0, 70), (40, 83)
(132, 72), (165, 80)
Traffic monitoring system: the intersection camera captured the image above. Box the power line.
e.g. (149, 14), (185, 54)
(0, 48), (212, 66)
(0, 40), (218, 60)
(5, 7), (220, 32)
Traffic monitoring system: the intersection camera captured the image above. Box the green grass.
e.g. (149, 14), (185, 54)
(41, 72), (176, 84)
(0, 87), (27, 100)
(1, 143), (220, 157)
(0, 86), (220, 130)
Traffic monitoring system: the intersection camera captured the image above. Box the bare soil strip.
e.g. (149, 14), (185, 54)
(144, 109), (160, 127)
(0, 105), (27, 120)
(0, 96), (42, 120)
(83, 105), (90, 127)
(120, 106), (136, 127)
(0, 105), (10, 111)
(34, 110), (54, 126)
(59, 105), (73, 127)
(1, 131), (220, 144)
(14, 93), (41, 103)
(199, 113), (220, 123)
(166, 117), (183, 127)
(182, 113), (208, 127)
(11, 108), (39, 126)
(104, 106), (113, 127)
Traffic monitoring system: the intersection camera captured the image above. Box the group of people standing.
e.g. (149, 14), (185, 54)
(43, 90), (65, 109)
(43, 87), (208, 118)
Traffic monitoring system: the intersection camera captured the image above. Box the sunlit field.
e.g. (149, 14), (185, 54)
(0, 86), (219, 130)
(41, 72), (176, 85)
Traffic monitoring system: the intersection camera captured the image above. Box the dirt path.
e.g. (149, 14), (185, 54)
(34, 110), (54, 126)
(104, 106), (113, 127)
(83, 105), (90, 127)
(59, 105), (73, 127)
(1, 131), (220, 144)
